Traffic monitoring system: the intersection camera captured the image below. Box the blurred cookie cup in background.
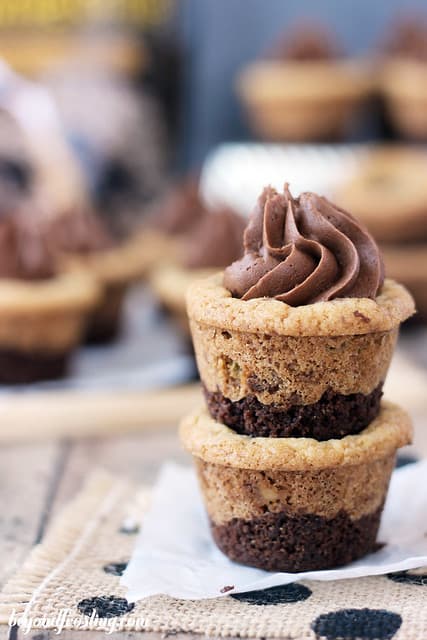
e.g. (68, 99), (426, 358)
(44, 207), (146, 343)
(381, 245), (427, 324)
(180, 402), (412, 572)
(134, 177), (205, 276)
(334, 147), (427, 244)
(0, 210), (98, 383)
(381, 17), (427, 139)
(335, 146), (427, 324)
(237, 23), (373, 142)
(150, 206), (246, 334)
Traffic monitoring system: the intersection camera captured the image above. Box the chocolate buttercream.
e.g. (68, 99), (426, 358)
(271, 23), (340, 61)
(223, 184), (384, 305)
(0, 214), (56, 280)
(383, 17), (427, 61)
(146, 178), (205, 236)
(45, 207), (115, 255)
(182, 207), (246, 270)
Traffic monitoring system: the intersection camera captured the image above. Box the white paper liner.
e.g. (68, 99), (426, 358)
(122, 459), (427, 600)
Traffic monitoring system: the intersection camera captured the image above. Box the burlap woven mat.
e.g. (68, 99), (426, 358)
(1, 470), (427, 639)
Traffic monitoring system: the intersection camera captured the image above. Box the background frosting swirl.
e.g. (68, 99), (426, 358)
(223, 185), (384, 306)
(0, 214), (56, 281)
(182, 207), (246, 270)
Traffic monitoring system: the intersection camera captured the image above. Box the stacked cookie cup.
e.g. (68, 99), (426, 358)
(180, 186), (414, 573)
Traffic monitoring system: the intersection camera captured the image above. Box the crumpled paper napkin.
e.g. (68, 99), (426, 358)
(121, 459), (427, 600)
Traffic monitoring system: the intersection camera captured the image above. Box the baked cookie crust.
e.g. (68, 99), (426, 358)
(187, 273), (414, 337)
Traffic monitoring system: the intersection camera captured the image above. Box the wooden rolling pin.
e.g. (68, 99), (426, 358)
(0, 383), (202, 443)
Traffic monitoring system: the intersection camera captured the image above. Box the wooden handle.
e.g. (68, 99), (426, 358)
(0, 383), (202, 443)
(0, 352), (425, 445)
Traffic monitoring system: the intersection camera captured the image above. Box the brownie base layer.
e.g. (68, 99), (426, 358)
(85, 322), (120, 344)
(211, 505), (383, 573)
(85, 315), (121, 344)
(85, 287), (125, 345)
(0, 348), (69, 384)
(204, 384), (383, 440)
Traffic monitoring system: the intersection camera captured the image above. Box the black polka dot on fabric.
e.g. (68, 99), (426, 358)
(231, 583), (312, 605)
(388, 570), (427, 586)
(312, 608), (402, 640)
(119, 521), (140, 535)
(395, 454), (419, 469)
(103, 562), (128, 577)
(77, 595), (134, 618)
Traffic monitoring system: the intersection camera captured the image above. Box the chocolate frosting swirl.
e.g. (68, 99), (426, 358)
(383, 16), (427, 61)
(145, 178), (205, 236)
(223, 185), (384, 305)
(182, 207), (246, 270)
(45, 207), (115, 255)
(271, 23), (340, 61)
(0, 214), (56, 280)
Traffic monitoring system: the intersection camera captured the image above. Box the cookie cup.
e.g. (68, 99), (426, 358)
(131, 228), (181, 275)
(335, 147), (427, 243)
(180, 402), (412, 572)
(150, 265), (218, 335)
(0, 272), (99, 383)
(238, 61), (372, 141)
(382, 244), (427, 323)
(382, 60), (427, 139)
(64, 239), (148, 343)
(187, 274), (414, 440)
